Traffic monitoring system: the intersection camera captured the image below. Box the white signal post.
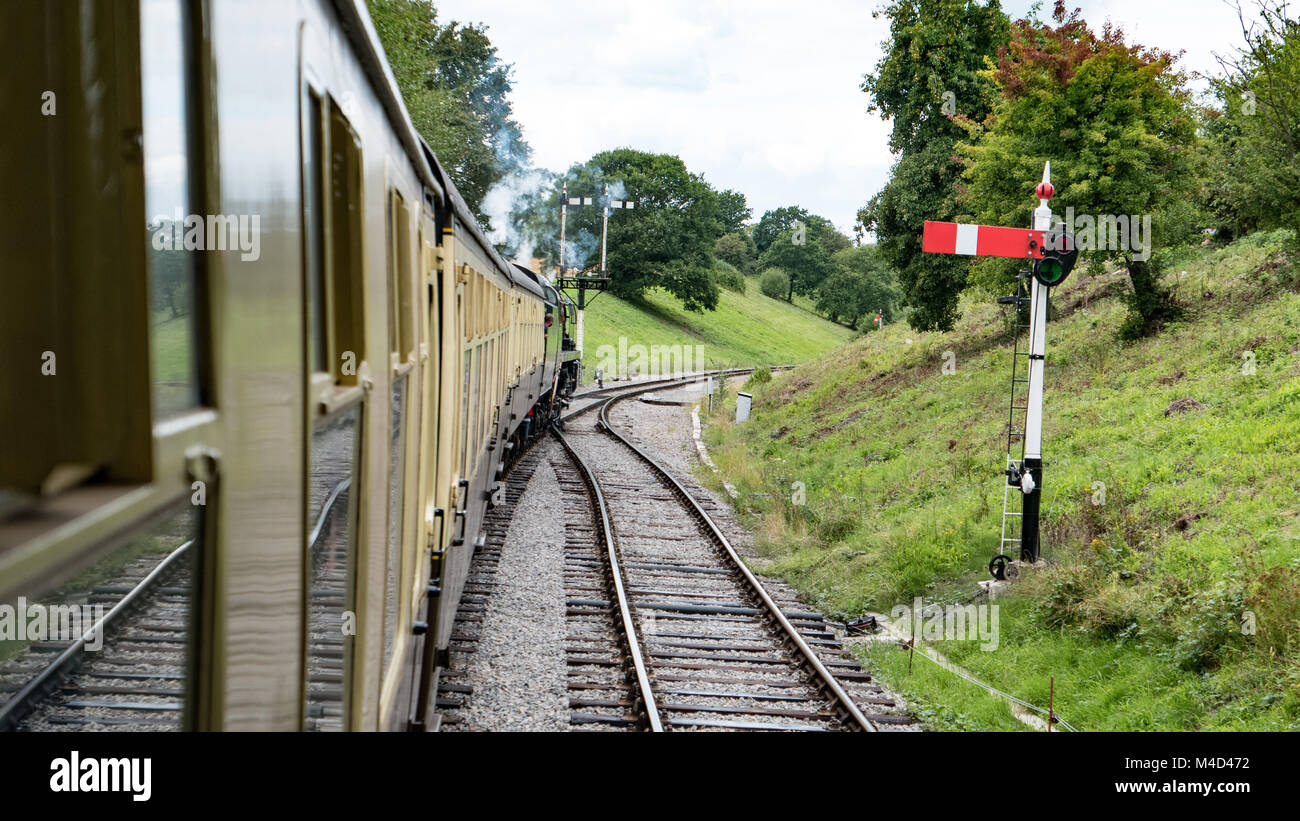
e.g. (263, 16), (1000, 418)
(1024, 162), (1054, 465)
(559, 181), (568, 274)
(600, 182), (609, 275)
(1018, 162), (1055, 563)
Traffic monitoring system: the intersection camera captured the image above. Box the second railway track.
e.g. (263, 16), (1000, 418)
(551, 375), (913, 732)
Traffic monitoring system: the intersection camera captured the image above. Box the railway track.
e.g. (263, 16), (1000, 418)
(551, 376), (913, 731)
(0, 417), (361, 732)
(437, 375), (718, 729)
(0, 534), (197, 732)
(560, 367), (785, 426)
(438, 371), (760, 730)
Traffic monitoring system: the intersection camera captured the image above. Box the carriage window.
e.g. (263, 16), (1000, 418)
(328, 104), (365, 385)
(305, 404), (361, 731)
(382, 373), (407, 673)
(468, 346), (481, 475)
(387, 191), (413, 359)
(303, 91), (327, 373)
(483, 338), (494, 447)
(0, 503), (201, 731)
(142, 0), (201, 418)
(459, 349), (471, 476)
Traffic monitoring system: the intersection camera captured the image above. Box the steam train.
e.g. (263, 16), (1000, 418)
(0, 0), (580, 730)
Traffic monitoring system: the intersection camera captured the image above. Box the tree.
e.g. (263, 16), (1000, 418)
(960, 1), (1202, 338)
(715, 231), (757, 274)
(558, 149), (722, 312)
(367, 0), (529, 221)
(858, 0), (1010, 332)
(716, 189), (752, 235)
(816, 246), (902, 328)
(146, 222), (190, 320)
(757, 229), (832, 301)
(1205, 1), (1300, 247)
(753, 206), (810, 254)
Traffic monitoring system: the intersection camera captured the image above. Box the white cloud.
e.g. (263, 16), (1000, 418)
(430, 0), (1244, 236)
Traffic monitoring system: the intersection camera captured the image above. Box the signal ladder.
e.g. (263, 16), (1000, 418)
(996, 273), (1034, 563)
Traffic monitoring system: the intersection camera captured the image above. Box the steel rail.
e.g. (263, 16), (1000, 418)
(551, 428), (663, 731)
(0, 539), (195, 731)
(560, 366), (788, 425)
(595, 387), (877, 732)
(309, 477), (352, 550)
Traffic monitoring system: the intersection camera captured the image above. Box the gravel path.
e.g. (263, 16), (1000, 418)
(445, 439), (569, 732)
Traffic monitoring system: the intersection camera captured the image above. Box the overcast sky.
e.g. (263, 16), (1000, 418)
(431, 0), (1247, 237)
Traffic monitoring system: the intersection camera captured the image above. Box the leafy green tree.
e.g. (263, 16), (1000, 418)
(753, 206), (849, 261)
(559, 149), (722, 311)
(146, 222), (191, 320)
(714, 231), (757, 274)
(816, 246), (902, 329)
(858, 0), (1010, 332)
(716, 189), (752, 235)
(814, 222), (852, 258)
(367, 0), (528, 220)
(757, 229), (832, 301)
(753, 206), (809, 254)
(1204, 1), (1300, 248)
(960, 2), (1201, 338)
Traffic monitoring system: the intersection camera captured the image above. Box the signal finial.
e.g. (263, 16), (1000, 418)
(1035, 161), (1054, 201)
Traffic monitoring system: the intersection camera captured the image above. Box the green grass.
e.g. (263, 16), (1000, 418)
(150, 311), (198, 416)
(579, 279), (854, 379)
(701, 229), (1300, 731)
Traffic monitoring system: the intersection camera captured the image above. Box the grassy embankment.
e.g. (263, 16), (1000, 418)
(700, 230), (1300, 731)
(579, 279), (854, 380)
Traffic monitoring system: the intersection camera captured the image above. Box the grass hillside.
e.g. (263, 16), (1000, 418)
(701, 230), (1300, 731)
(578, 279), (854, 380)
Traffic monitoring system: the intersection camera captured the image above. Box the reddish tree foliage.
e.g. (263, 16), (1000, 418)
(993, 1), (1183, 100)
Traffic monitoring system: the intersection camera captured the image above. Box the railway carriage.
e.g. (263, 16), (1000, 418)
(0, 0), (574, 731)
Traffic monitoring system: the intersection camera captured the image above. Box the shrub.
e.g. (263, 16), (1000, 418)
(1173, 580), (1247, 672)
(1244, 556), (1300, 660)
(746, 365), (771, 387)
(714, 260), (746, 294)
(758, 268), (789, 300)
(715, 231), (757, 274)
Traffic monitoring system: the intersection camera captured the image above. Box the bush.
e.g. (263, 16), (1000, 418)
(758, 268), (789, 300)
(714, 260), (746, 294)
(1173, 580), (1247, 672)
(1244, 554), (1300, 660)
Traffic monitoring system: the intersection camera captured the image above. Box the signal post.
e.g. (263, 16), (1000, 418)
(922, 163), (1077, 569)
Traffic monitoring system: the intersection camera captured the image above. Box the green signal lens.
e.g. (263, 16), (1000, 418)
(1034, 230), (1078, 287)
(1036, 258), (1065, 284)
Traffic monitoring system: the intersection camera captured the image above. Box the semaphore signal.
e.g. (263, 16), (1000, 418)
(922, 162), (1078, 576)
(556, 181), (638, 364)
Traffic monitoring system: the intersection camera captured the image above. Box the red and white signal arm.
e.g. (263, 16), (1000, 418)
(922, 221), (1050, 260)
(873, 313), (882, 326)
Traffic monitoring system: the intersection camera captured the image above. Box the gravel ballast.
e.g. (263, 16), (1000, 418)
(444, 439), (569, 732)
